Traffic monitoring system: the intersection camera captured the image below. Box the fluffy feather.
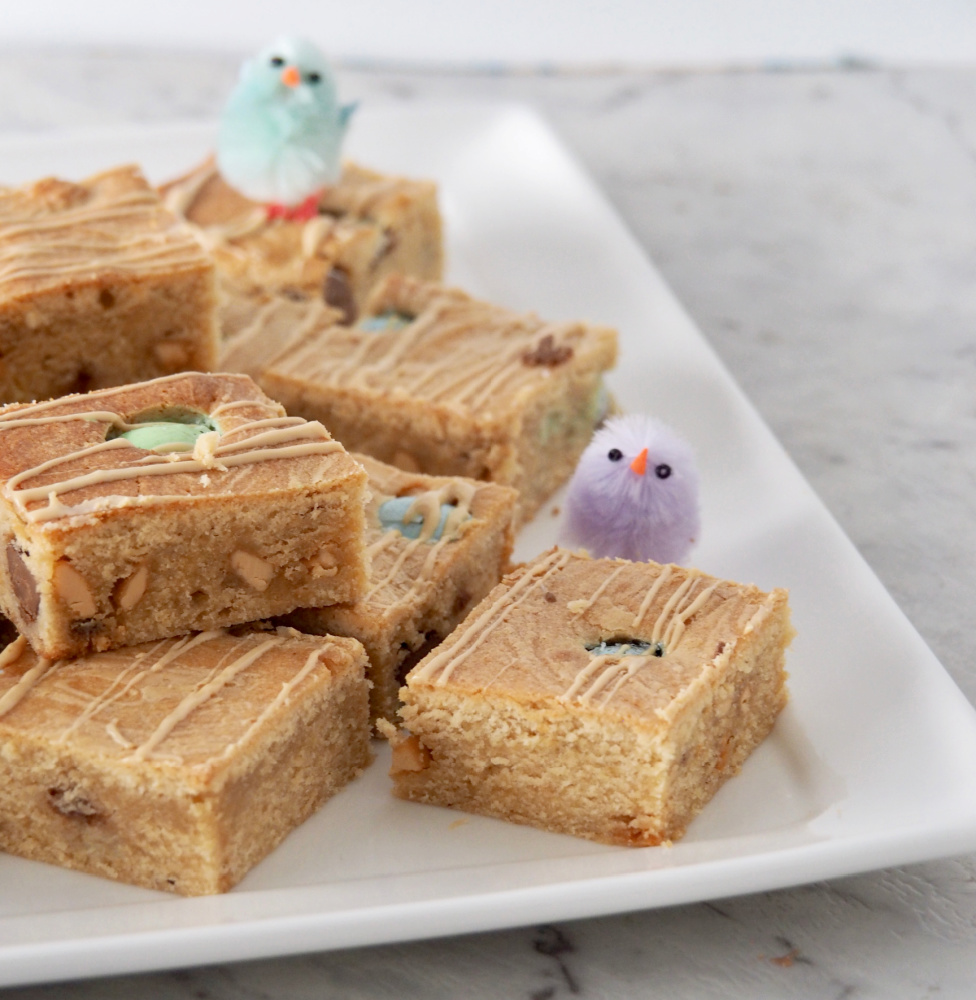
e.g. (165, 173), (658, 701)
(561, 414), (700, 564)
(217, 36), (355, 208)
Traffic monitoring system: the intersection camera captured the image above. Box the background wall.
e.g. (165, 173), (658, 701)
(2, 0), (975, 66)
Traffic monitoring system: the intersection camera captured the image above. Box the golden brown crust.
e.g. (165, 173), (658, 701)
(405, 548), (784, 726)
(282, 453), (517, 725)
(0, 372), (363, 523)
(0, 165), (213, 300)
(0, 628), (372, 894)
(160, 158), (442, 310)
(394, 549), (792, 846)
(230, 275), (617, 522)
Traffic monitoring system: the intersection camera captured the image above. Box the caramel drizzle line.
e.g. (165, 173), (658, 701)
(569, 564), (628, 617)
(53, 646), (160, 745)
(209, 645), (326, 764)
(0, 242), (204, 283)
(661, 582), (720, 653)
(0, 188), (158, 233)
(560, 575), (721, 708)
(559, 653), (624, 703)
(363, 537), (424, 605)
(334, 173), (408, 217)
(271, 300), (454, 394)
(161, 163), (214, 219)
(365, 530), (399, 560)
(0, 411), (127, 431)
(650, 576), (698, 645)
(0, 643), (58, 721)
(0, 372), (203, 422)
(362, 483), (476, 612)
(345, 308), (448, 387)
(162, 163), (266, 250)
(128, 636), (285, 761)
(5, 417), (341, 522)
(0, 189), (205, 282)
(631, 565), (674, 631)
(58, 632), (224, 740)
(263, 286), (578, 412)
(221, 299), (328, 375)
(416, 549), (571, 687)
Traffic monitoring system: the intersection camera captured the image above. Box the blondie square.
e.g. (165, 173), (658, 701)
(0, 627), (371, 895)
(392, 549), (792, 846)
(0, 165), (218, 404)
(0, 372), (369, 659)
(247, 275), (618, 523)
(160, 158), (442, 322)
(283, 454), (517, 725)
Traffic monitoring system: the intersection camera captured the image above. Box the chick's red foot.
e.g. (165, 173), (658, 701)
(265, 191), (323, 222)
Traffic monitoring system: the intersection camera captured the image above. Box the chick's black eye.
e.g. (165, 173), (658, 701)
(306, 71), (321, 84)
(607, 448), (623, 462)
(655, 463), (672, 479)
(270, 56), (285, 67)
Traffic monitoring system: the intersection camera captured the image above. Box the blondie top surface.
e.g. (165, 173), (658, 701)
(0, 165), (212, 301)
(0, 372), (358, 528)
(407, 549), (789, 726)
(351, 454), (515, 618)
(263, 274), (618, 419)
(0, 627), (365, 774)
(161, 158), (434, 259)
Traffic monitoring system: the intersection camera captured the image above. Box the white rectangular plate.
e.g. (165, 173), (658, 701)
(1, 104), (975, 988)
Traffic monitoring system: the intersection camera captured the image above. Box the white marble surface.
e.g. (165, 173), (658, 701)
(1, 48), (975, 998)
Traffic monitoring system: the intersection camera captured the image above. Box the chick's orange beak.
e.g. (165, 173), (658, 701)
(281, 65), (301, 88)
(630, 448), (648, 475)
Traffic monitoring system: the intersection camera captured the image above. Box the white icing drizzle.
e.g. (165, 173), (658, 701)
(414, 549), (571, 687)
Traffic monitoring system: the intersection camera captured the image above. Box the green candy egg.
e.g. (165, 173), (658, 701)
(111, 410), (217, 452)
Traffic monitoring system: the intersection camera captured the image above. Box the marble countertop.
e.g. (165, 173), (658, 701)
(1, 48), (975, 999)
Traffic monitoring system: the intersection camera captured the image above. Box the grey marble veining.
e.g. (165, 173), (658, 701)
(0, 48), (975, 999)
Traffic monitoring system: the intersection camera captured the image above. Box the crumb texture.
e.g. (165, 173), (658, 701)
(395, 549), (791, 845)
(0, 628), (371, 894)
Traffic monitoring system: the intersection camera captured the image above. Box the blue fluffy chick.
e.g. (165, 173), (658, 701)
(561, 414), (701, 565)
(217, 36), (355, 217)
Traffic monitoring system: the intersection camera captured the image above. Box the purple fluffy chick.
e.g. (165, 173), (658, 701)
(561, 414), (700, 564)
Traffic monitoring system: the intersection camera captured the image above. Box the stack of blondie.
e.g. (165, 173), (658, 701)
(0, 151), (790, 895)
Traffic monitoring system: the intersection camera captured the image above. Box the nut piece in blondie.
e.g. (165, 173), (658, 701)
(393, 549), (792, 846)
(283, 454), (517, 725)
(0, 372), (369, 659)
(0, 165), (218, 403)
(0, 628), (371, 895)
(160, 158), (442, 322)
(237, 275), (618, 523)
